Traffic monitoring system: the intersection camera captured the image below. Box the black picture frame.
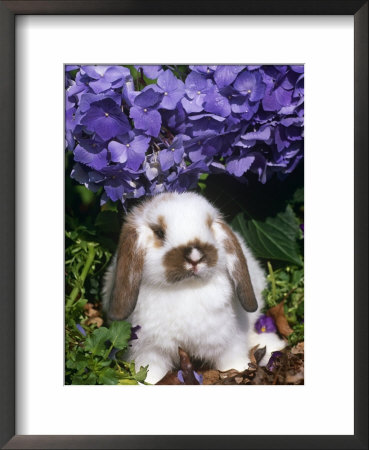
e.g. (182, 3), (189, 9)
(0, 1), (367, 449)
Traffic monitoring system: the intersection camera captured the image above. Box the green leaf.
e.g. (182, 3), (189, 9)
(85, 327), (110, 356)
(66, 353), (89, 371)
(75, 185), (95, 205)
(98, 368), (119, 385)
(232, 205), (302, 266)
(107, 321), (132, 350)
(288, 323), (304, 345)
(71, 375), (86, 385)
(134, 365), (149, 383)
(85, 372), (97, 385)
(291, 187), (304, 205)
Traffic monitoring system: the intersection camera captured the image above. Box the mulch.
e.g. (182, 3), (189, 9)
(156, 342), (304, 385)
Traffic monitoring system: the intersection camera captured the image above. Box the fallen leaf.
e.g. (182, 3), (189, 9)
(219, 369), (239, 379)
(285, 370), (304, 384)
(291, 341), (304, 354)
(84, 317), (103, 328)
(200, 370), (220, 385)
(84, 302), (101, 318)
(178, 347), (199, 385)
(267, 300), (293, 337)
(156, 371), (181, 385)
(249, 344), (266, 365)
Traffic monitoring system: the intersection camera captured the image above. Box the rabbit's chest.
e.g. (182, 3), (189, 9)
(132, 275), (237, 348)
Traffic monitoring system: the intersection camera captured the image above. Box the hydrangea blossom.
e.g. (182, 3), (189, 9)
(66, 64), (304, 204)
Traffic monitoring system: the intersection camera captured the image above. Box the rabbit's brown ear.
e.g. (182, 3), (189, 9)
(219, 222), (258, 312)
(107, 222), (144, 321)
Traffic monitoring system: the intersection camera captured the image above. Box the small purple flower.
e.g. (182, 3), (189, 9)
(130, 325), (141, 341)
(255, 315), (277, 334)
(76, 324), (86, 336)
(203, 84), (231, 117)
(156, 70), (185, 110)
(130, 88), (164, 137)
(213, 65), (245, 89)
(234, 70), (266, 102)
(177, 370), (203, 384)
(266, 351), (283, 371)
(134, 65), (163, 79)
(81, 65), (131, 93)
(99, 164), (142, 202)
(181, 72), (213, 113)
(80, 98), (131, 141)
(158, 135), (185, 171)
(108, 131), (151, 170)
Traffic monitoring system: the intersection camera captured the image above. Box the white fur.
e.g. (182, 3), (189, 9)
(102, 192), (284, 383)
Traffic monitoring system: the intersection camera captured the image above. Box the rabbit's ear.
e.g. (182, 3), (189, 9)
(218, 221), (258, 312)
(107, 223), (144, 321)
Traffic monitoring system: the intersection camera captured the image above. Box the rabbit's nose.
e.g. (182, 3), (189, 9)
(185, 247), (203, 265)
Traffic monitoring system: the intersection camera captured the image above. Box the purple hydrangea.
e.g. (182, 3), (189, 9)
(66, 64), (304, 204)
(255, 315), (277, 334)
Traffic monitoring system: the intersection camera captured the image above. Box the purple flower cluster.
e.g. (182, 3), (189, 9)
(66, 65), (304, 204)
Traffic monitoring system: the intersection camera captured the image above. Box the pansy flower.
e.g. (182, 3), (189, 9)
(255, 315), (277, 334)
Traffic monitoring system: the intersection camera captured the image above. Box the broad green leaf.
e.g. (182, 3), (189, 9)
(98, 368), (119, 385)
(107, 321), (132, 350)
(85, 327), (110, 356)
(85, 372), (97, 385)
(71, 375), (85, 385)
(66, 353), (88, 371)
(232, 205), (302, 266)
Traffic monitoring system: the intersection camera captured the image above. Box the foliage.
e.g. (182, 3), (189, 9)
(232, 204), (303, 266)
(66, 64), (304, 205)
(233, 185), (304, 345)
(65, 226), (148, 385)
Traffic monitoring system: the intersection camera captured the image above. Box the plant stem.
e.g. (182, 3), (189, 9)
(66, 243), (96, 309)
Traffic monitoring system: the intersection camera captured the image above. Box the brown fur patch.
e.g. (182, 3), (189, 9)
(207, 214), (213, 229)
(218, 222), (258, 312)
(108, 223), (144, 320)
(163, 238), (218, 283)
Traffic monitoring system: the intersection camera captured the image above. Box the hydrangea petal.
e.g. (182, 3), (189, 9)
(226, 155), (255, 177)
(213, 65), (245, 89)
(108, 141), (128, 163)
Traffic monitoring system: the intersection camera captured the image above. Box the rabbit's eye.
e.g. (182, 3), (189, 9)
(152, 226), (165, 240)
(150, 216), (167, 245)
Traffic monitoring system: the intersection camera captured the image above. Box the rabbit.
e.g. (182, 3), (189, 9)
(102, 191), (284, 384)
